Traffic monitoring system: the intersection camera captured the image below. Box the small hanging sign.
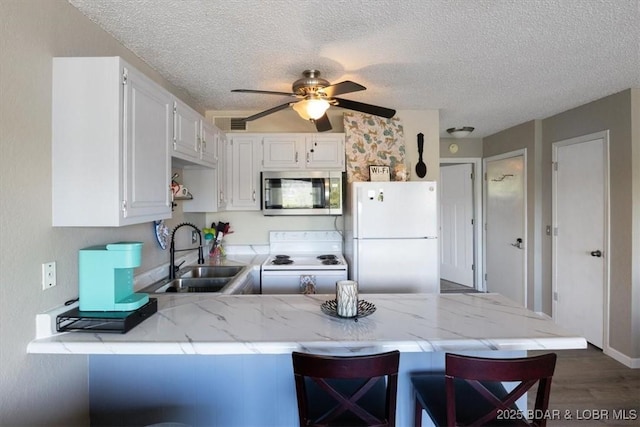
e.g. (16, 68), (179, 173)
(369, 165), (390, 181)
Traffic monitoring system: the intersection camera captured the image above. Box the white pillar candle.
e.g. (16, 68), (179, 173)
(336, 280), (358, 317)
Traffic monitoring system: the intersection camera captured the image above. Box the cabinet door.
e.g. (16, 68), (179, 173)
(217, 133), (229, 210)
(200, 120), (219, 166)
(172, 100), (201, 162)
(262, 134), (303, 170)
(305, 134), (345, 170)
(228, 135), (261, 210)
(122, 66), (172, 222)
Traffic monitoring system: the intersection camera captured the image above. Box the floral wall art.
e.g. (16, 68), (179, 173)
(343, 112), (407, 182)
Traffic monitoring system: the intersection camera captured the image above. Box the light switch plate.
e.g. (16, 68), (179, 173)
(42, 262), (57, 290)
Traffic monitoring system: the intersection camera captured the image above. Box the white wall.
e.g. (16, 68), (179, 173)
(0, 1), (203, 424)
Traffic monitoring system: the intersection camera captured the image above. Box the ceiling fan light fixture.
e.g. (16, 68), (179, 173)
(446, 126), (475, 138)
(293, 98), (330, 120)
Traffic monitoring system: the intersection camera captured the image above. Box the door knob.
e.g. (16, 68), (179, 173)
(511, 238), (523, 249)
(590, 250), (602, 257)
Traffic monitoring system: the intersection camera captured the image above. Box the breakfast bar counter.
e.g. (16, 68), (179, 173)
(28, 293), (586, 355)
(28, 293), (586, 426)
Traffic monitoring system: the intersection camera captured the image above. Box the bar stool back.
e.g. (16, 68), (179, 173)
(411, 352), (557, 426)
(292, 350), (400, 426)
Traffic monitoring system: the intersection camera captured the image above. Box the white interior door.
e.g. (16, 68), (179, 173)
(440, 164), (474, 287)
(484, 152), (526, 305)
(553, 132), (608, 348)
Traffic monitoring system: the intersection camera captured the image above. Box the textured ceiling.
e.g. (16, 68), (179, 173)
(68, 0), (640, 138)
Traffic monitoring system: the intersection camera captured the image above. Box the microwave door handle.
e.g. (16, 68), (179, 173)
(323, 177), (330, 208)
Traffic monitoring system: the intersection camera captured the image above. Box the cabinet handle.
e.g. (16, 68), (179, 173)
(252, 190), (256, 202)
(295, 152), (299, 163)
(172, 102), (177, 143)
(306, 152), (310, 163)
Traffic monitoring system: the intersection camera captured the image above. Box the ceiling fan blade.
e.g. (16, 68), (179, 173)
(313, 114), (332, 132)
(242, 102), (292, 121)
(232, 89), (297, 97)
(333, 97), (396, 118)
(321, 81), (366, 98)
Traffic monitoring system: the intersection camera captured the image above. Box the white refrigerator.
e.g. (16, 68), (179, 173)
(344, 181), (439, 293)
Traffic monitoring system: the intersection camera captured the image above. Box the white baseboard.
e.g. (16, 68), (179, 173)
(605, 346), (640, 369)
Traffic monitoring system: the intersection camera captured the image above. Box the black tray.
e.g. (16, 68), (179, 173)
(56, 298), (157, 334)
(321, 299), (376, 319)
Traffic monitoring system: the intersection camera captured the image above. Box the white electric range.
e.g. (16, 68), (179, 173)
(261, 231), (348, 294)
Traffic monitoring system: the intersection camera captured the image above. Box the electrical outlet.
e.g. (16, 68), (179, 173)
(191, 230), (198, 244)
(42, 262), (57, 290)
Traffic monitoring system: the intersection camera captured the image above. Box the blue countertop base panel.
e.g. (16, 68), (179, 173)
(89, 350), (526, 426)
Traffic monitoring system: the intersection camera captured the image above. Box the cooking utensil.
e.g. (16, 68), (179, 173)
(415, 133), (427, 178)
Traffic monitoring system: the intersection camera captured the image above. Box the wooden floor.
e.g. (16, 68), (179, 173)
(440, 280), (639, 425)
(440, 279), (479, 293)
(528, 345), (640, 426)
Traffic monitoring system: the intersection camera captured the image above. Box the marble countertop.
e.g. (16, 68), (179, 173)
(27, 293), (587, 355)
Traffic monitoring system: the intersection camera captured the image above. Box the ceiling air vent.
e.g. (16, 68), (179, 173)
(215, 117), (247, 132)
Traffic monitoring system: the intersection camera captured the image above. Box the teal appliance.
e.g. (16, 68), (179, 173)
(79, 242), (148, 311)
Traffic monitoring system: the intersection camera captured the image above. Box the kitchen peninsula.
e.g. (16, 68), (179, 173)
(28, 293), (586, 426)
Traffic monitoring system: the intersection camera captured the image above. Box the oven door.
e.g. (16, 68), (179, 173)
(261, 270), (348, 294)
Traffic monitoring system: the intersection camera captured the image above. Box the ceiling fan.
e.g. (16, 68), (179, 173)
(231, 70), (396, 132)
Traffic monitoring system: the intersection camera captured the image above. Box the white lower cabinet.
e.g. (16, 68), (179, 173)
(52, 57), (172, 226)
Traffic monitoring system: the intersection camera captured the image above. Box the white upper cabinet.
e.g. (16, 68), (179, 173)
(227, 135), (261, 211)
(172, 100), (220, 168)
(262, 134), (304, 169)
(200, 120), (219, 166)
(182, 126), (225, 213)
(262, 133), (345, 171)
(305, 134), (345, 170)
(217, 132), (229, 210)
(172, 99), (202, 163)
(52, 57), (172, 226)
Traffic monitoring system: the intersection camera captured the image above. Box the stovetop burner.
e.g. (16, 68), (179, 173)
(272, 258), (294, 265)
(275, 255), (290, 259)
(322, 259), (340, 265)
(317, 254), (338, 260)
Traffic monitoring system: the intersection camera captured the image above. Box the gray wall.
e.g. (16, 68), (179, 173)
(440, 137), (483, 158)
(542, 89), (638, 358)
(483, 89), (639, 360)
(0, 1), (202, 424)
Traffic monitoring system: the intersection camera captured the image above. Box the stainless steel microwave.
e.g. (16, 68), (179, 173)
(261, 171), (343, 216)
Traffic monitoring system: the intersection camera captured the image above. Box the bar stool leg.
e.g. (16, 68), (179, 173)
(414, 397), (423, 427)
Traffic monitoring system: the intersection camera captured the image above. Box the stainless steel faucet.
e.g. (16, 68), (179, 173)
(169, 222), (205, 279)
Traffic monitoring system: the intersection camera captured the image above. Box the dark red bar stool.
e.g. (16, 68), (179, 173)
(411, 352), (557, 426)
(292, 350), (400, 426)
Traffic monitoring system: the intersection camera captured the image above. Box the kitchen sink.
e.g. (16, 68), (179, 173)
(179, 266), (244, 279)
(159, 277), (231, 293)
(140, 264), (249, 294)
